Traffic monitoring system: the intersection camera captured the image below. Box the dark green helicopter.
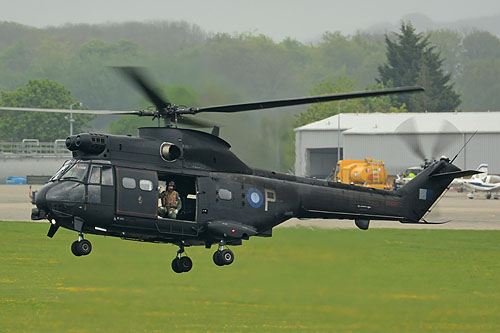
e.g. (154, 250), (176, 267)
(1, 68), (478, 273)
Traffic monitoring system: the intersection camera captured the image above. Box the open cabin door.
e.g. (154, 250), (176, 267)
(196, 176), (214, 223)
(116, 167), (158, 218)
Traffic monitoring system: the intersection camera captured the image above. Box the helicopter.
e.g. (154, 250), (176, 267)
(0, 67), (479, 273)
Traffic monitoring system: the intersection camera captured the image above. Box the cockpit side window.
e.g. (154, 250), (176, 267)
(102, 167), (113, 186)
(89, 166), (101, 184)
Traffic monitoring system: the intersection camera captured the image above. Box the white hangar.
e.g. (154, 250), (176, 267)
(294, 111), (500, 178)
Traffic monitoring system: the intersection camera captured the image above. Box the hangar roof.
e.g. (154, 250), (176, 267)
(295, 111), (500, 134)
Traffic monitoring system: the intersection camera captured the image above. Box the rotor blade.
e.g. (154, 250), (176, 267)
(0, 106), (150, 115)
(395, 117), (426, 161)
(192, 86), (424, 113)
(431, 119), (460, 158)
(113, 66), (170, 110)
(177, 115), (217, 128)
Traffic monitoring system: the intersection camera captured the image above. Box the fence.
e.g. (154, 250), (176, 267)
(0, 139), (71, 157)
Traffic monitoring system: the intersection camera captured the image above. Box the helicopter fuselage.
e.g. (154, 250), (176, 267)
(31, 126), (473, 273)
(31, 127), (416, 245)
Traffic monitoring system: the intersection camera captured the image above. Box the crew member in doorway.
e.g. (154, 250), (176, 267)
(159, 181), (182, 219)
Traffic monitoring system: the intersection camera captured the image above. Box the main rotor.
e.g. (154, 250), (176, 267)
(0, 66), (425, 129)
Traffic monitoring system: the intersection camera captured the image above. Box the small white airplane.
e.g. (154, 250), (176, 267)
(452, 164), (500, 199)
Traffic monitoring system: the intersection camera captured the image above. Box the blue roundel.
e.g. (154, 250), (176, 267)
(247, 188), (263, 208)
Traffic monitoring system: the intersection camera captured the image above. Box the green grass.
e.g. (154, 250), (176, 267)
(1, 221), (500, 332)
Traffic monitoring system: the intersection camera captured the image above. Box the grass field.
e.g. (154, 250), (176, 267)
(1, 221), (500, 332)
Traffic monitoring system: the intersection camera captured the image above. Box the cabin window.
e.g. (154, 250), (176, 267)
(139, 179), (153, 191)
(217, 188), (232, 201)
(102, 167), (113, 186)
(122, 177), (136, 189)
(89, 166), (101, 184)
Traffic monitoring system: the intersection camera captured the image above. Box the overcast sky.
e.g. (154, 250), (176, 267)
(2, 0), (500, 41)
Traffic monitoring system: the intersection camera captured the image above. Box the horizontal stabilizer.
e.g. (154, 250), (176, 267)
(400, 219), (450, 225)
(431, 170), (481, 179)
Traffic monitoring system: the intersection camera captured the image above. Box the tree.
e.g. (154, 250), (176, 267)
(462, 31), (500, 62)
(0, 79), (94, 141)
(457, 58), (500, 110)
(377, 22), (461, 111)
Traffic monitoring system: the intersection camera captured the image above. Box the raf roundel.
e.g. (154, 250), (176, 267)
(247, 188), (264, 208)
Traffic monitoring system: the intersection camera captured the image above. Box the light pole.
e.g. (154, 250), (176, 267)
(68, 101), (82, 136)
(337, 100), (343, 163)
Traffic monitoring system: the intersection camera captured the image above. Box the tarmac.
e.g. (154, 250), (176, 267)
(0, 184), (499, 230)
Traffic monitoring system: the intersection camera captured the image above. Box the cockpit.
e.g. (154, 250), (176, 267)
(50, 160), (88, 182)
(32, 160), (115, 221)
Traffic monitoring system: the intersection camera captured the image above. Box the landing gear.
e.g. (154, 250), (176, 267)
(486, 193), (492, 199)
(70, 233), (92, 256)
(213, 242), (234, 266)
(171, 245), (193, 273)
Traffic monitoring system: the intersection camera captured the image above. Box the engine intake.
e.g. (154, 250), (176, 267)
(66, 133), (106, 154)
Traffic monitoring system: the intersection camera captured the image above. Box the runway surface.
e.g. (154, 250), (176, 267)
(1, 185), (499, 230)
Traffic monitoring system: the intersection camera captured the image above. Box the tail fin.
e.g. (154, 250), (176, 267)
(472, 164), (488, 179)
(397, 159), (480, 223)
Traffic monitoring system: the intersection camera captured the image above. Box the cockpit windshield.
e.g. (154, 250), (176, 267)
(489, 176), (500, 184)
(50, 160), (73, 181)
(51, 160), (89, 182)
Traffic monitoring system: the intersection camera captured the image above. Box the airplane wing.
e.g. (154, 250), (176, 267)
(463, 180), (500, 192)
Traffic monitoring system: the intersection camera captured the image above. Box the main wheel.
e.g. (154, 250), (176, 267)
(213, 251), (224, 266)
(76, 239), (92, 256)
(171, 258), (182, 273)
(220, 249), (234, 265)
(178, 257), (193, 272)
(486, 193), (492, 199)
(71, 241), (82, 256)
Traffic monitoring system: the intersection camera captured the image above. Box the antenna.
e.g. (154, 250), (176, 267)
(450, 130), (478, 164)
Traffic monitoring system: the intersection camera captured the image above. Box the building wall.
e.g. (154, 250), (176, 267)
(0, 156), (69, 183)
(295, 129), (342, 176)
(296, 130), (500, 177)
(344, 133), (466, 175)
(462, 133), (500, 174)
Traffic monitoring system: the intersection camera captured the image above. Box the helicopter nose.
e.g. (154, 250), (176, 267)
(31, 184), (51, 221)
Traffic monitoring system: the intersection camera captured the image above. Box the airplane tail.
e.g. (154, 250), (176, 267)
(397, 159), (479, 223)
(472, 163), (488, 179)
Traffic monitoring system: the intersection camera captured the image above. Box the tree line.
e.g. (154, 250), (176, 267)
(0, 20), (499, 171)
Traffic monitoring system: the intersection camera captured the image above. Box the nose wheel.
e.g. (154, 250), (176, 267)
(213, 242), (234, 266)
(171, 245), (193, 273)
(71, 234), (92, 256)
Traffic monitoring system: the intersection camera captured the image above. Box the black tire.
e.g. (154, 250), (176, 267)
(213, 251), (224, 266)
(171, 258), (182, 273)
(178, 257), (193, 272)
(71, 241), (82, 256)
(486, 193), (492, 199)
(220, 249), (234, 265)
(77, 239), (92, 256)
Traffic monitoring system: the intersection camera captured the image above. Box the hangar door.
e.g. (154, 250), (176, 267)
(307, 148), (342, 178)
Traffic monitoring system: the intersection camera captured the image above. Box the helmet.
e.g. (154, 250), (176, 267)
(168, 181), (175, 187)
